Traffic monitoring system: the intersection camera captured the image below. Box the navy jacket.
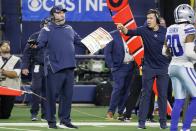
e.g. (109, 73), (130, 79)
(104, 30), (126, 71)
(127, 26), (170, 69)
(21, 31), (45, 69)
(37, 22), (86, 73)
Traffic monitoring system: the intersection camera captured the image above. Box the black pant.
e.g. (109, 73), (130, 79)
(30, 65), (46, 118)
(139, 66), (169, 125)
(0, 95), (15, 119)
(46, 68), (74, 124)
(147, 92), (155, 119)
(125, 74), (155, 119)
(125, 74), (142, 118)
(167, 78), (173, 107)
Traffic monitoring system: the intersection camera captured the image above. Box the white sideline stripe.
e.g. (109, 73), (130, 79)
(0, 122), (196, 127)
(0, 127), (40, 131)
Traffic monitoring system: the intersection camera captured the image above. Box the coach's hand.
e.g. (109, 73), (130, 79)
(117, 23), (128, 35)
(30, 44), (38, 49)
(22, 69), (29, 76)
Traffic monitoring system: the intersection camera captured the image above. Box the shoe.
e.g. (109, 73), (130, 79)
(123, 117), (131, 122)
(117, 114), (124, 120)
(58, 122), (78, 129)
(147, 118), (157, 123)
(106, 112), (114, 120)
(41, 118), (47, 122)
(118, 116), (131, 122)
(117, 116), (124, 121)
(138, 124), (146, 129)
(48, 124), (57, 129)
(41, 115), (47, 122)
(160, 124), (168, 129)
(167, 115), (171, 120)
(138, 121), (146, 129)
(31, 115), (38, 121)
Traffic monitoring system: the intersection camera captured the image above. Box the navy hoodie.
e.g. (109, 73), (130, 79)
(37, 22), (86, 73)
(127, 26), (170, 69)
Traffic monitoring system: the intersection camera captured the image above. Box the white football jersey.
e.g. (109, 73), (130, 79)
(166, 23), (196, 68)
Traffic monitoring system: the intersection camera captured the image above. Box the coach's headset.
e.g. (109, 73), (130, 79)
(49, 5), (67, 22)
(147, 9), (161, 24)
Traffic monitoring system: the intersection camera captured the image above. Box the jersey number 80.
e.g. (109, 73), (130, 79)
(166, 34), (183, 56)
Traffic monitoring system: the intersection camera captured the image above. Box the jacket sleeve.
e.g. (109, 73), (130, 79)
(37, 28), (48, 49)
(74, 31), (87, 55)
(21, 44), (31, 69)
(104, 41), (114, 68)
(126, 26), (143, 36)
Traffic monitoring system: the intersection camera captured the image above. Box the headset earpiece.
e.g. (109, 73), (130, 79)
(147, 9), (161, 24)
(155, 11), (160, 24)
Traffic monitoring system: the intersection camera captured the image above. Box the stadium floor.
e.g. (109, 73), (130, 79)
(0, 105), (195, 131)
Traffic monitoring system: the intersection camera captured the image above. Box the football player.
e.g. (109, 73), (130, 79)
(163, 4), (196, 131)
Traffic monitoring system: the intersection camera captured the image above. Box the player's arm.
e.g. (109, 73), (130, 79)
(162, 40), (171, 57)
(184, 34), (196, 60)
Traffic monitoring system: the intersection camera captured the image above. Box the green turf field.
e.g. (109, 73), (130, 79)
(0, 105), (195, 131)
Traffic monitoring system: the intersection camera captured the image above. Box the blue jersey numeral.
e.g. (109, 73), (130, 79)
(166, 34), (183, 56)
